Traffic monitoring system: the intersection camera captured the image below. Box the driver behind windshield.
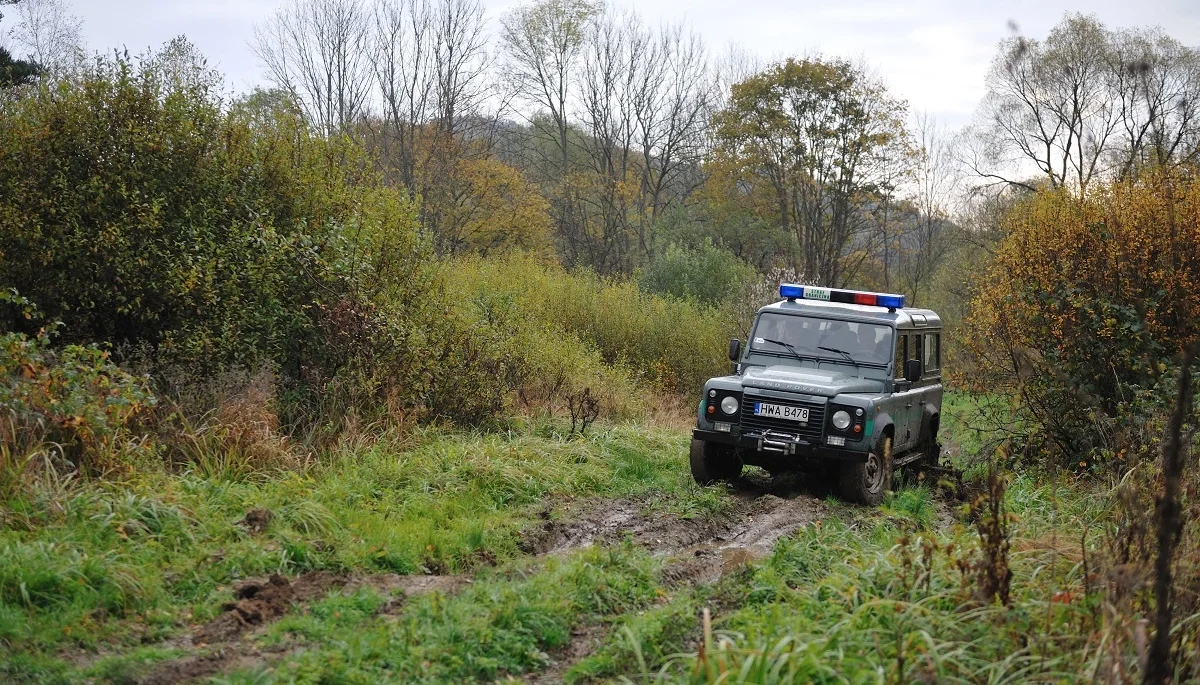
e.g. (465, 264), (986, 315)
(820, 321), (860, 356)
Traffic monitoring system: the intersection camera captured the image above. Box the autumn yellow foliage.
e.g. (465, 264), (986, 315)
(964, 169), (1200, 462)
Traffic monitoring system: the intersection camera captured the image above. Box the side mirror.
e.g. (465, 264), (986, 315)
(904, 359), (923, 383)
(728, 338), (742, 362)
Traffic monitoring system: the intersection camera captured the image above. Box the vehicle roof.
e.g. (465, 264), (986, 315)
(757, 298), (943, 329)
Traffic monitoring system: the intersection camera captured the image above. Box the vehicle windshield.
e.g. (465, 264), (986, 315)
(749, 313), (893, 367)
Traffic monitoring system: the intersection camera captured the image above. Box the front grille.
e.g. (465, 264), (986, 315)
(740, 395), (826, 440)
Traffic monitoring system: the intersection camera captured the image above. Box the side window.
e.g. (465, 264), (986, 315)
(913, 334), (924, 367)
(894, 334), (906, 379)
(925, 333), (940, 372)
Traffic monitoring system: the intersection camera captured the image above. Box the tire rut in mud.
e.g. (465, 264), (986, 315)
(520, 490), (827, 564)
(516, 486), (827, 683)
(135, 571), (467, 685)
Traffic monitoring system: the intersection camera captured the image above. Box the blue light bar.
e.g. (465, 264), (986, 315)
(779, 283), (804, 299)
(875, 293), (906, 309)
(779, 284), (906, 309)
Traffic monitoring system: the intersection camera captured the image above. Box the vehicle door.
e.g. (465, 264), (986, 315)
(904, 332), (929, 448)
(889, 331), (916, 451)
(911, 330), (944, 440)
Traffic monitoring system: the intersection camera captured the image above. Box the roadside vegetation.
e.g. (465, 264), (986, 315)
(1, 1), (1200, 683)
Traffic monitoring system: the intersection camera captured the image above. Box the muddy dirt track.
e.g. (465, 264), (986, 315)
(131, 473), (836, 684)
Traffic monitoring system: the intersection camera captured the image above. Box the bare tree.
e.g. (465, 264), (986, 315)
(710, 42), (761, 111)
(574, 6), (639, 272)
(500, 0), (601, 264)
(968, 14), (1200, 192)
(898, 112), (956, 306)
(972, 15), (1119, 193)
(429, 0), (489, 135)
(635, 23), (712, 238)
(253, 0), (373, 134)
(8, 0), (83, 74)
(372, 0), (435, 189)
(1110, 26), (1200, 178)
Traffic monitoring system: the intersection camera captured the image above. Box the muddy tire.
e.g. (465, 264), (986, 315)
(839, 435), (892, 505)
(917, 415), (941, 468)
(917, 435), (941, 469)
(690, 439), (742, 485)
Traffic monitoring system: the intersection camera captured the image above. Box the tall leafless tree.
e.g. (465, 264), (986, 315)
(971, 15), (1119, 193)
(429, 0), (489, 135)
(635, 23), (712, 240)
(968, 14), (1200, 192)
(7, 0), (83, 74)
(1110, 26), (1200, 178)
(372, 0), (435, 189)
(500, 0), (601, 265)
(253, 0), (374, 135)
(576, 6), (638, 272)
(898, 112), (956, 306)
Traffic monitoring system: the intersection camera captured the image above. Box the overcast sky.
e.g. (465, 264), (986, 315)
(41, 0), (1200, 129)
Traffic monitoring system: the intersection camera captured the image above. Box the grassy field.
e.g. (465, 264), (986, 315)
(0, 399), (1129, 684)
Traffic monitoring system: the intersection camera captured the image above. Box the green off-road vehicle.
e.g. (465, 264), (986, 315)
(691, 284), (943, 504)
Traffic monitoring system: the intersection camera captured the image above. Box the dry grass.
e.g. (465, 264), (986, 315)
(161, 369), (312, 480)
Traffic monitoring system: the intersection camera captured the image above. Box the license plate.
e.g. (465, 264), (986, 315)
(753, 402), (809, 422)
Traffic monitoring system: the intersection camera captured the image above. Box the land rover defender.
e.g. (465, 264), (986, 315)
(691, 284), (943, 504)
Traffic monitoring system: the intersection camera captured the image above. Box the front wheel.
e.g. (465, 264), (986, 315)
(690, 439), (742, 485)
(839, 435), (892, 505)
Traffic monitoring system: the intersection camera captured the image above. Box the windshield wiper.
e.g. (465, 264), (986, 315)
(759, 338), (813, 364)
(817, 345), (860, 367)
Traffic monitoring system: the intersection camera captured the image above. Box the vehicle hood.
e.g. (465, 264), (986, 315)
(741, 365), (883, 397)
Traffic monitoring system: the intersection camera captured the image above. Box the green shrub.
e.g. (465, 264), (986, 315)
(0, 43), (429, 382)
(963, 172), (1200, 468)
(0, 329), (155, 487)
(638, 240), (757, 307)
(447, 252), (733, 396)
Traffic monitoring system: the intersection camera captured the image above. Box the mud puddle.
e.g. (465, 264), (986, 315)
(515, 481), (827, 683)
(520, 476), (828, 588)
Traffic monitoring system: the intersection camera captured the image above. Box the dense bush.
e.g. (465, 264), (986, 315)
(446, 253), (734, 396)
(962, 170), (1200, 467)
(0, 45), (539, 437)
(0, 44), (428, 380)
(0, 329), (155, 491)
(637, 240), (756, 307)
(0, 41), (738, 479)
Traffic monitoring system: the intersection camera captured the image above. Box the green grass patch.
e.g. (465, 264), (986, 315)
(0, 423), (713, 658)
(243, 542), (663, 683)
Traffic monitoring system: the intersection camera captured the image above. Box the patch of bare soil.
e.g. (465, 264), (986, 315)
(515, 485), (827, 682)
(347, 572), (470, 614)
(191, 572), (343, 645)
(519, 476), (828, 598)
(524, 621), (609, 685)
(137, 643), (290, 685)
(518, 498), (729, 556)
(522, 491), (825, 562)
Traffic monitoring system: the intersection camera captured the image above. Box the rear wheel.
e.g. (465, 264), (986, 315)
(839, 435), (892, 504)
(689, 439), (742, 485)
(918, 418), (941, 468)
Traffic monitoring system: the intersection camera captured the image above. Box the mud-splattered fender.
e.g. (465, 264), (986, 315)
(868, 412), (895, 449)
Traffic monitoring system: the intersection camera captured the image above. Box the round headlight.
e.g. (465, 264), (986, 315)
(720, 396), (739, 415)
(832, 410), (851, 430)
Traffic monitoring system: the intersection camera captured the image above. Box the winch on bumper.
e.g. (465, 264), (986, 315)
(691, 426), (870, 463)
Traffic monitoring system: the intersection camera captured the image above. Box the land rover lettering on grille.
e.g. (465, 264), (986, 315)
(690, 284), (944, 505)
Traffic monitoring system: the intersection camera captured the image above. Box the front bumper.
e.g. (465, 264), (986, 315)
(693, 427), (869, 463)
